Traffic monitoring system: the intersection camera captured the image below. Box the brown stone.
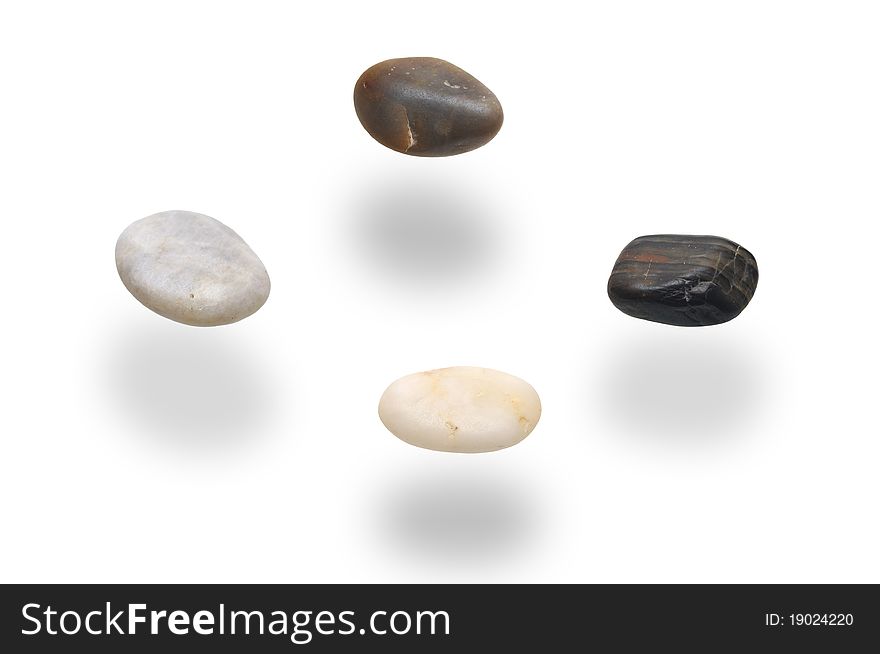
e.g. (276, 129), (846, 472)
(353, 57), (503, 157)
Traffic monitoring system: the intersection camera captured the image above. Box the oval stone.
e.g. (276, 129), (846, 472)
(115, 210), (270, 327)
(354, 57), (503, 156)
(607, 234), (758, 326)
(378, 367), (541, 453)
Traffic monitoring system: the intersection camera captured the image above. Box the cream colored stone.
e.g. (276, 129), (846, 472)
(116, 210), (270, 326)
(378, 366), (541, 453)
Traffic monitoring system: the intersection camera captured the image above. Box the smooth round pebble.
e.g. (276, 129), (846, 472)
(354, 57), (503, 156)
(115, 210), (270, 327)
(378, 367), (541, 453)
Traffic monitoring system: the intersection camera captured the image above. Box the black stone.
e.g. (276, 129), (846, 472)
(607, 235), (759, 326)
(354, 57), (503, 157)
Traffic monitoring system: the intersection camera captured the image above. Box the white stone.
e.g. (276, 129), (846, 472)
(116, 210), (270, 326)
(378, 366), (541, 453)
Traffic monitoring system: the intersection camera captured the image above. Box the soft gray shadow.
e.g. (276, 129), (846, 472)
(377, 470), (537, 566)
(106, 321), (276, 450)
(348, 173), (501, 284)
(597, 333), (767, 445)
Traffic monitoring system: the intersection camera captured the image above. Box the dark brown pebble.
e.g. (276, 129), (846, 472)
(353, 57), (503, 157)
(607, 235), (759, 326)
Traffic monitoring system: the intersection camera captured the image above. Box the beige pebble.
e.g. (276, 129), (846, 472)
(378, 366), (541, 453)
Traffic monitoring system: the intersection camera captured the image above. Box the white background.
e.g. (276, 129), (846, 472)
(1, 1), (878, 583)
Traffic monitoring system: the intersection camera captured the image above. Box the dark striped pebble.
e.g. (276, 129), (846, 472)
(607, 235), (758, 327)
(354, 57), (503, 157)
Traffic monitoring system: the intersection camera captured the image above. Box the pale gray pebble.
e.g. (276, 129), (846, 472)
(115, 210), (270, 326)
